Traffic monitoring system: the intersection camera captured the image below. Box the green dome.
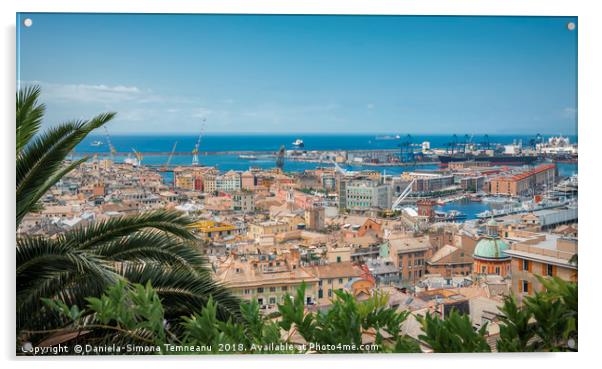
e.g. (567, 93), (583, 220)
(473, 237), (510, 260)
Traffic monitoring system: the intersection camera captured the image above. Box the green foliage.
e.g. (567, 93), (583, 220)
(181, 298), (286, 354)
(278, 283), (420, 353)
(496, 295), (536, 352)
(417, 309), (491, 353)
(41, 281), (420, 355)
(496, 277), (577, 352)
(36, 278), (580, 355)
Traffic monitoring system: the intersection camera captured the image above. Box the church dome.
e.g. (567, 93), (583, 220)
(473, 237), (510, 260)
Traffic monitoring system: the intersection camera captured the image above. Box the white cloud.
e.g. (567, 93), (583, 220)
(191, 107), (214, 118)
(563, 107), (577, 118)
(19, 80), (157, 104)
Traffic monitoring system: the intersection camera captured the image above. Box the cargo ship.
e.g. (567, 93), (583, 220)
(437, 154), (538, 166)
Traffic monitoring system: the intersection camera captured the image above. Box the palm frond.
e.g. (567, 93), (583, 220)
(58, 210), (195, 250)
(95, 231), (208, 273)
(118, 263), (243, 322)
(16, 112), (116, 225)
(16, 85), (45, 154)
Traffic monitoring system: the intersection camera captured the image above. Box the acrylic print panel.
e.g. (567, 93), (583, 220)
(16, 13), (578, 355)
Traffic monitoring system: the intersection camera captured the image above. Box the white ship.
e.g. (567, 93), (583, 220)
(292, 139), (304, 147)
(90, 140), (104, 147)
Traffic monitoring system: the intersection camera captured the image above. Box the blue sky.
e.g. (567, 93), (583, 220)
(17, 14), (577, 134)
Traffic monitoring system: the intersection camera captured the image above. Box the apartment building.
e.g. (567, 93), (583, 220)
(339, 179), (392, 210)
(504, 234), (577, 301)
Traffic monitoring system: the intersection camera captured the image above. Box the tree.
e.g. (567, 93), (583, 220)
(34, 282), (420, 355)
(417, 309), (491, 353)
(496, 295), (537, 352)
(277, 283), (421, 353)
(496, 277), (577, 352)
(16, 86), (242, 344)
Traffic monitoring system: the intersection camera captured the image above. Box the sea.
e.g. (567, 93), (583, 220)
(76, 133), (577, 172)
(76, 133), (577, 220)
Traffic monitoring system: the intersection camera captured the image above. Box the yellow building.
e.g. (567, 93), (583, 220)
(248, 221), (290, 240)
(190, 220), (239, 240)
(175, 174), (195, 191)
(310, 262), (364, 305)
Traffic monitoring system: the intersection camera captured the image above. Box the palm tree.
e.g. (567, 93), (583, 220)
(16, 86), (241, 340)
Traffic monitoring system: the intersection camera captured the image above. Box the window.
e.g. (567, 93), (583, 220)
(257, 298), (264, 305)
(269, 297), (276, 304)
(522, 260), (530, 271)
(269, 287), (276, 292)
(328, 279), (333, 285)
(282, 286), (288, 292)
(328, 289), (333, 297)
(522, 280), (529, 294)
(257, 287), (264, 293)
(481, 266), (486, 274)
(547, 264), (554, 276)
(336, 256), (341, 263)
(495, 267), (500, 275)
(318, 289), (323, 298)
(243, 289), (250, 295)
(338, 278), (343, 284)
(318, 280), (323, 286)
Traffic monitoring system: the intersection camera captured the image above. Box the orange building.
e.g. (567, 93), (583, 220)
(487, 164), (556, 196)
(473, 219), (511, 276)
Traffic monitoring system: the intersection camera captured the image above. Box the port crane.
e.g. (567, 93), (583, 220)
(192, 118), (206, 166)
(399, 134), (416, 163)
(447, 134), (459, 156)
(131, 148), (143, 166)
(276, 145), (285, 170)
(103, 127), (117, 160)
(164, 141), (178, 170)
(391, 179), (416, 210)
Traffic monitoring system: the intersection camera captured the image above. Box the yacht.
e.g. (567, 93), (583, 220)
(292, 139), (304, 147)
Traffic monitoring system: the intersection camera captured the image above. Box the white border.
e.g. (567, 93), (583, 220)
(2, 1), (601, 369)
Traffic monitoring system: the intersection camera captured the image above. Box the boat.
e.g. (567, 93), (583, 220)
(481, 196), (517, 205)
(476, 197), (573, 219)
(90, 140), (104, 147)
(434, 210), (467, 222)
(292, 139), (304, 147)
(437, 153), (538, 166)
(375, 134), (401, 141)
(239, 154), (258, 160)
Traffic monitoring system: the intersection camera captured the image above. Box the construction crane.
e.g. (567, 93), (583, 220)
(391, 179), (416, 210)
(103, 126), (117, 160)
(276, 145), (285, 170)
(192, 118), (206, 166)
(164, 141), (178, 170)
(131, 148), (143, 166)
